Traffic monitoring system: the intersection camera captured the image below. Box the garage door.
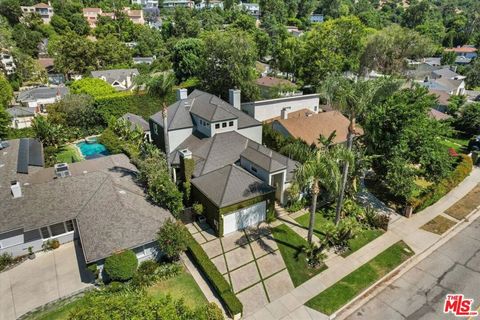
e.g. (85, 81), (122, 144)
(223, 201), (266, 235)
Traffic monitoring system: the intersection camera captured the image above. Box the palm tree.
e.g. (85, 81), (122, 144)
(284, 142), (354, 243)
(322, 76), (403, 225)
(135, 71), (176, 99)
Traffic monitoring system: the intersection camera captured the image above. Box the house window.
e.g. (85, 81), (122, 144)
(229, 121), (234, 127)
(50, 222), (66, 237)
(65, 220), (74, 232)
(215, 123), (220, 129)
(154, 124), (158, 135)
(251, 166), (257, 173)
(222, 122), (227, 128)
(40, 227), (50, 239)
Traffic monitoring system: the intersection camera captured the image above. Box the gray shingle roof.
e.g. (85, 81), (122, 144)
(121, 113), (150, 132)
(240, 147), (286, 172)
(191, 164), (274, 207)
(150, 89), (260, 130)
(17, 86), (69, 102)
(6, 106), (35, 117)
(0, 147), (172, 263)
(91, 69), (139, 87)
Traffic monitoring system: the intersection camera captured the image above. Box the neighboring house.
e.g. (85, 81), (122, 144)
(286, 26), (303, 37)
(422, 57), (441, 67)
(83, 7), (145, 27)
(419, 67), (466, 95)
(162, 0), (194, 8)
(16, 86), (69, 113)
(121, 113), (151, 142)
(37, 57), (64, 85)
(150, 89), (297, 235)
(256, 76), (299, 99)
(428, 108), (452, 121)
(195, 0), (223, 9)
(241, 92), (321, 122)
(20, 3), (54, 24)
(0, 50), (16, 75)
(0, 139), (172, 268)
(240, 3), (260, 19)
(310, 14), (324, 23)
(91, 69), (139, 91)
(429, 89), (451, 112)
(272, 110), (363, 146)
(445, 45), (477, 60)
(133, 56), (156, 65)
(6, 107), (36, 129)
(132, 0), (159, 8)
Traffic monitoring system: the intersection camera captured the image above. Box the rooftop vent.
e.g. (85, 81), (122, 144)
(54, 163), (71, 178)
(11, 180), (22, 198)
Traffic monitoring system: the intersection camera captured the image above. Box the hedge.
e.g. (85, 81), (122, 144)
(412, 155), (473, 212)
(186, 233), (243, 317)
(104, 250), (138, 282)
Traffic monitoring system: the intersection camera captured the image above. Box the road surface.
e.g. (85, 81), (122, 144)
(346, 215), (480, 320)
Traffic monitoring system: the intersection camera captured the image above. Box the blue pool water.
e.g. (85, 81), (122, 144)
(77, 138), (109, 159)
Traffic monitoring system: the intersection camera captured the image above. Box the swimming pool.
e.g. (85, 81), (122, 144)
(76, 138), (109, 159)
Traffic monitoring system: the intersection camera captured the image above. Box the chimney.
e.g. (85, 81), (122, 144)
(229, 89), (241, 110)
(281, 107), (290, 120)
(177, 88), (188, 101)
(11, 181), (22, 198)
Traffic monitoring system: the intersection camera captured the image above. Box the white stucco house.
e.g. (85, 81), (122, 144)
(149, 89), (297, 236)
(16, 86), (69, 113)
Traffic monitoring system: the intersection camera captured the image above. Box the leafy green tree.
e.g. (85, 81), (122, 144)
(466, 59), (480, 89)
(300, 16), (367, 89)
(0, 74), (13, 108)
(455, 103), (480, 136)
(104, 250), (138, 281)
(13, 52), (48, 85)
(260, 0), (288, 24)
(0, 0), (22, 25)
(156, 218), (189, 261)
(49, 32), (96, 76)
(415, 20), (446, 45)
(31, 116), (65, 147)
(199, 30), (259, 101)
(0, 108), (11, 139)
(47, 94), (100, 129)
(172, 38), (205, 82)
(166, 7), (201, 38)
(441, 51), (457, 66)
(71, 78), (116, 98)
(133, 26), (165, 57)
(12, 24), (43, 57)
(136, 72), (176, 99)
(276, 36), (303, 81)
(446, 94), (466, 115)
(361, 24), (436, 75)
(95, 35), (132, 69)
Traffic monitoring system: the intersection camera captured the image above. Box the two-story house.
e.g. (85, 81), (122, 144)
(21, 3), (54, 24)
(91, 69), (139, 91)
(150, 89), (298, 236)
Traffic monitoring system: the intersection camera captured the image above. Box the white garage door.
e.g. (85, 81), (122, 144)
(223, 201), (266, 235)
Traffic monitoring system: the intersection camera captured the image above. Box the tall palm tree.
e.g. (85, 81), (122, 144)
(135, 71), (176, 99)
(322, 76), (403, 225)
(284, 142), (354, 243)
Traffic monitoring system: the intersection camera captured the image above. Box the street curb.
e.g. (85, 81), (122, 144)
(332, 206), (480, 320)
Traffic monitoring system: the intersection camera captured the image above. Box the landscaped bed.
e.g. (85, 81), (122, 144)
(55, 145), (82, 163)
(271, 224), (327, 287)
(24, 267), (206, 320)
(421, 215), (457, 235)
(294, 212), (385, 257)
(445, 185), (480, 220)
(305, 241), (414, 315)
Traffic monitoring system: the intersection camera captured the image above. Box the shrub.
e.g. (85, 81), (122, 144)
(192, 202), (204, 215)
(104, 250), (138, 282)
(412, 155), (473, 212)
(156, 262), (182, 279)
(365, 206), (390, 231)
(138, 260), (158, 275)
(42, 239), (60, 251)
(87, 263), (99, 278)
(98, 128), (123, 154)
(186, 233), (243, 317)
(157, 219), (189, 261)
(0, 252), (13, 271)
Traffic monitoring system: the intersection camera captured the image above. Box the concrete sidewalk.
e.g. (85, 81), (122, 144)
(245, 168), (480, 320)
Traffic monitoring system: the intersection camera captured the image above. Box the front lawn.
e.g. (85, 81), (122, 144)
(147, 267), (207, 309)
(271, 224), (327, 287)
(294, 212), (384, 257)
(305, 241), (414, 315)
(24, 296), (86, 320)
(421, 215), (457, 235)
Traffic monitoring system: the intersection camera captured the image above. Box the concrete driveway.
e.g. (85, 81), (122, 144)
(187, 221), (294, 316)
(0, 241), (94, 320)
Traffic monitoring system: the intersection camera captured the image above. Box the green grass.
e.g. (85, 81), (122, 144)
(25, 268), (206, 319)
(341, 229), (385, 257)
(439, 137), (469, 153)
(147, 268), (207, 309)
(271, 224), (327, 287)
(295, 212), (384, 256)
(56, 145), (82, 163)
(305, 241), (414, 315)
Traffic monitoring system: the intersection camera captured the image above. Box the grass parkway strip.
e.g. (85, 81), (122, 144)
(305, 240), (414, 315)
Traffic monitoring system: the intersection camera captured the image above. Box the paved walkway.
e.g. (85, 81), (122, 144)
(0, 242), (93, 320)
(244, 167), (480, 320)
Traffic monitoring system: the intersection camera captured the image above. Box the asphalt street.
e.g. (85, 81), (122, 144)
(346, 215), (480, 320)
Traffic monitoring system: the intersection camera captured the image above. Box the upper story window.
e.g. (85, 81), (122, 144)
(222, 122), (227, 128)
(251, 165), (258, 173)
(229, 121), (234, 127)
(215, 123), (220, 129)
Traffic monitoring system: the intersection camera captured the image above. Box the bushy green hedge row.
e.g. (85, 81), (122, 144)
(104, 250), (138, 282)
(412, 155), (473, 212)
(186, 233), (243, 317)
